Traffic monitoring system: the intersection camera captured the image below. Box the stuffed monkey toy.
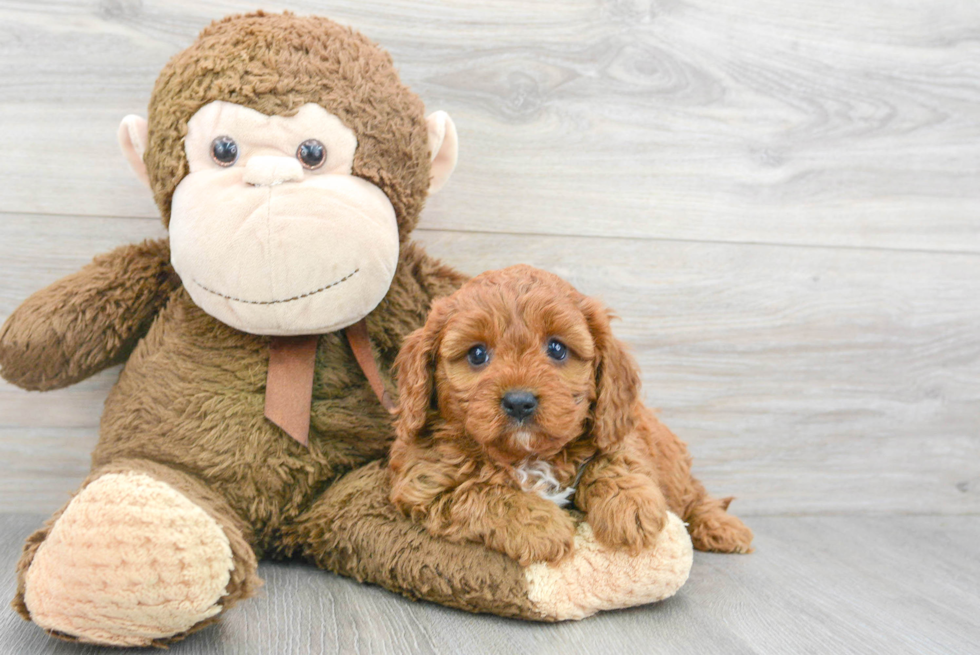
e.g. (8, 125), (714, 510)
(0, 12), (693, 647)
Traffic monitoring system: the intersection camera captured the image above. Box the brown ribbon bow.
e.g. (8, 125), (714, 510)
(263, 318), (395, 447)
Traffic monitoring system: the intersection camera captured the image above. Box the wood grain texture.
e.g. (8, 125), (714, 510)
(1, 214), (977, 515)
(0, 0), (978, 251)
(1, 3), (979, 648)
(1, 514), (978, 654)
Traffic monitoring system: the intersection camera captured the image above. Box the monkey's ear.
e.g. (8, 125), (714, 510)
(425, 111), (458, 195)
(118, 115), (150, 189)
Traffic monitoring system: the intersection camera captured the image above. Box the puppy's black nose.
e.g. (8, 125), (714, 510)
(501, 390), (538, 420)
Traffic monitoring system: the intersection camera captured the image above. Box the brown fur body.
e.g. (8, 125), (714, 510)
(4, 239), (535, 634)
(90, 241), (461, 552)
(389, 266), (754, 566)
(0, 14), (574, 643)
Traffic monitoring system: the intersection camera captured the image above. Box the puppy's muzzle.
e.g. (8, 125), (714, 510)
(501, 390), (538, 421)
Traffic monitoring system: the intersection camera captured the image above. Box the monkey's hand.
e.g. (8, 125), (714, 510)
(0, 238), (179, 390)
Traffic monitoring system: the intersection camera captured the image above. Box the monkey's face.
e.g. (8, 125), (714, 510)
(168, 101), (400, 335)
(125, 14), (459, 335)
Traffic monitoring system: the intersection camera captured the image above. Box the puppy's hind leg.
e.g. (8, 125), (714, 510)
(646, 416), (754, 554)
(685, 494), (754, 554)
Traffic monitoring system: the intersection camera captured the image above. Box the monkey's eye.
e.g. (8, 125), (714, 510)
(297, 139), (326, 169)
(210, 136), (239, 166)
(546, 339), (568, 361)
(467, 344), (490, 367)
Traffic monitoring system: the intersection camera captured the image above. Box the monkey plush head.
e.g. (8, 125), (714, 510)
(117, 12), (458, 335)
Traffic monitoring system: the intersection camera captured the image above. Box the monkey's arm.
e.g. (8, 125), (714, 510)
(372, 242), (468, 359)
(0, 238), (179, 390)
(404, 240), (469, 303)
(280, 460), (693, 622)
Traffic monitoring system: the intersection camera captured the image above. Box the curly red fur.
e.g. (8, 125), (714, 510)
(389, 265), (753, 564)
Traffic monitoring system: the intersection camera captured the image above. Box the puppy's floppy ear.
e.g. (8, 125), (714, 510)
(580, 296), (642, 450)
(393, 299), (450, 447)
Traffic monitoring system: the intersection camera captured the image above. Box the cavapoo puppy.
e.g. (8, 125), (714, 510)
(388, 265), (753, 565)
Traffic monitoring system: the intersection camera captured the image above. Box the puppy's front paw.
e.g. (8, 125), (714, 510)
(585, 481), (668, 554)
(495, 509), (577, 566)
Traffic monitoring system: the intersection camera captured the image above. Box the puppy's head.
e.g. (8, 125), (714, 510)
(395, 265), (641, 463)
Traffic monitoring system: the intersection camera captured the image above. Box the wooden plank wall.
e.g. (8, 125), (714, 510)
(1, 0), (978, 516)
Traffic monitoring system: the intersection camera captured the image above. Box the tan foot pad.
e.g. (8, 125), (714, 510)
(525, 511), (693, 620)
(23, 472), (234, 646)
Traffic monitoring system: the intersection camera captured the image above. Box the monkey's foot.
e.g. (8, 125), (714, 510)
(524, 511), (692, 620)
(22, 472), (235, 646)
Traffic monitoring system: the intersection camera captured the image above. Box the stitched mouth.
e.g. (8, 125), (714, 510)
(192, 268), (359, 305)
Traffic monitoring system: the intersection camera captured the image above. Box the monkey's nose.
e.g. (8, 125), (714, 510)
(243, 156), (304, 187)
(501, 390), (538, 421)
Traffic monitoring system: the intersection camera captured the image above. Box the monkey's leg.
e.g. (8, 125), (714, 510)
(278, 461), (693, 621)
(13, 459), (261, 647)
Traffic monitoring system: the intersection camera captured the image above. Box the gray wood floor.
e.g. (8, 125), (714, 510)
(1, 0), (978, 653)
(2, 514), (978, 655)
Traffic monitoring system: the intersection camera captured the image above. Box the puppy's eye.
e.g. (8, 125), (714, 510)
(210, 136), (239, 166)
(546, 338), (568, 361)
(467, 344), (490, 367)
(297, 139), (326, 169)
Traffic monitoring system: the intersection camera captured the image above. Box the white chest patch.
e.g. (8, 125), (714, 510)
(514, 459), (576, 508)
